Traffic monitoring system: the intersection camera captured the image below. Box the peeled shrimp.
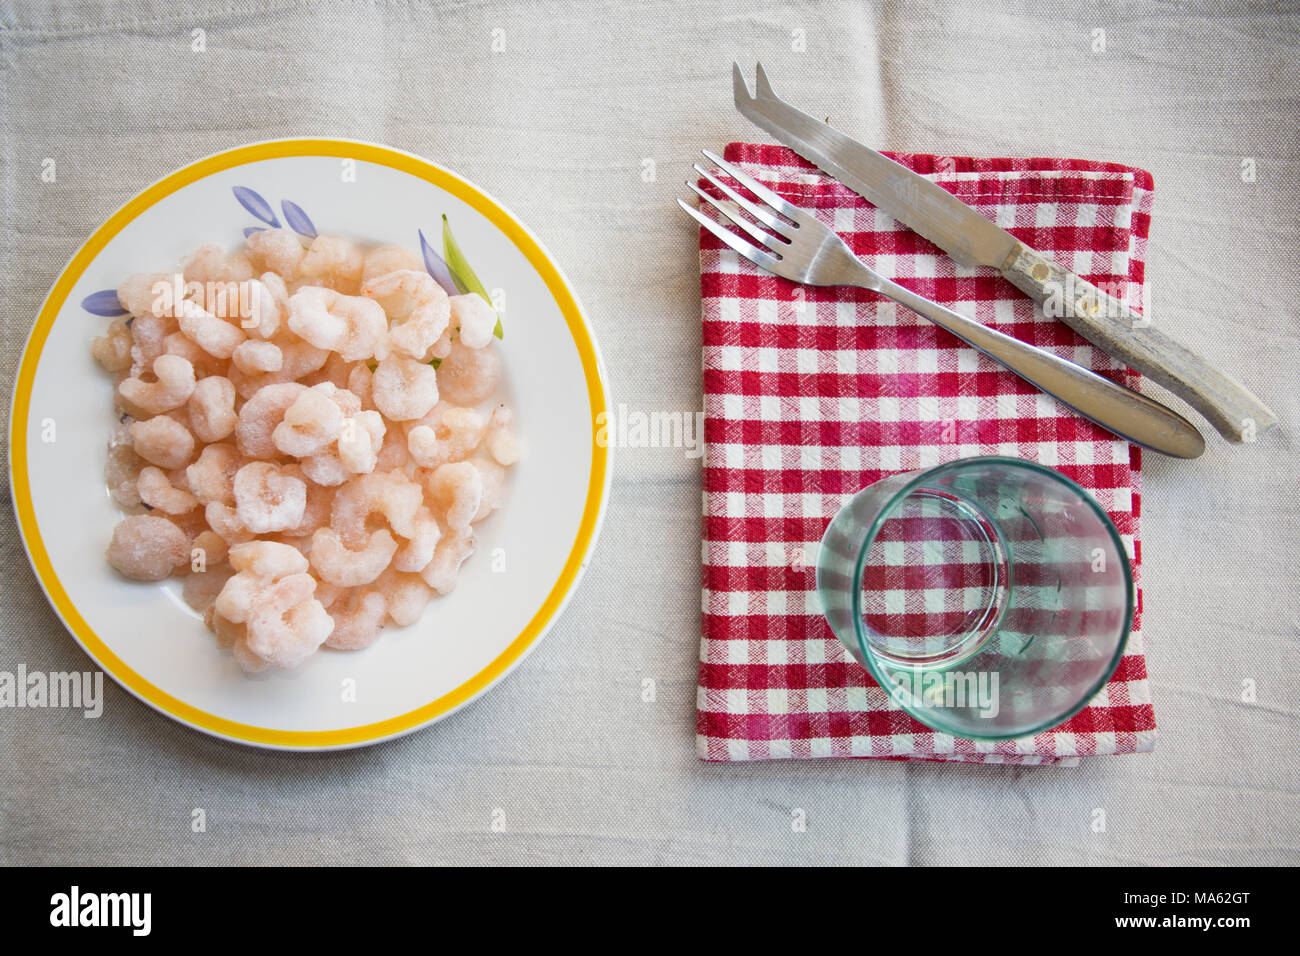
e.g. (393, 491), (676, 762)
(330, 470), (422, 544)
(177, 298), (245, 360)
(392, 505), (441, 573)
(361, 269), (450, 360)
(186, 443), (242, 505)
(420, 527), (475, 595)
(448, 293), (497, 349)
(298, 235), (363, 293)
(406, 404), (484, 468)
(337, 410), (385, 474)
(92, 318), (133, 372)
(287, 286), (387, 361)
(324, 590), (388, 651)
(361, 245), (423, 283)
(423, 461), (482, 531)
(375, 568), (435, 626)
(272, 388), (344, 458)
(485, 405), (522, 465)
(245, 229), (306, 281)
(116, 272), (173, 318)
(234, 382), (308, 459)
(309, 527), (398, 587)
(137, 465), (198, 514)
(372, 355), (439, 422)
(131, 415), (195, 469)
(183, 244), (254, 285)
(435, 341), (500, 405)
(232, 339), (283, 375)
(107, 515), (190, 581)
(232, 461), (307, 533)
(117, 354), (196, 416)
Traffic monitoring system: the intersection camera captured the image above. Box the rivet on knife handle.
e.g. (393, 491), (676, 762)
(1000, 244), (1277, 444)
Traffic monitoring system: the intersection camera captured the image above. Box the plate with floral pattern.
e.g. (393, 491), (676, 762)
(9, 139), (610, 749)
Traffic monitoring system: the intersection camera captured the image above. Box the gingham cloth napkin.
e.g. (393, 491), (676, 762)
(695, 143), (1159, 765)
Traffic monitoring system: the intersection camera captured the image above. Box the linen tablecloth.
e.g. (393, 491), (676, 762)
(1, 0), (1296, 865)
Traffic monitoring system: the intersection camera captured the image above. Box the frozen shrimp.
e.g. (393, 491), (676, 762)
(361, 245), (422, 283)
(374, 568), (434, 627)
(309, 527), (397, 587)
(435, 341), (500, 405)
(245, 229), (305, 280)
(324, 590), (388, 651)
(423, 461), (482, 531)
(233, 461), (307, 534)
(234, 382), (308, 458)
(117, 354), (196, 416)
(96, 234), (520, 670)
(131, 415), (195, 469)
(420, 527), (475, 595)
(105, 422), (143, 509)
(107, 514), (190, 581)
(393, 505), (441, 573)
(448, 293), (497, 349)
(287, 286), (387, 361)
(298, 235), (363, 293)
(137, 466), (198, 515)
(330, 471), (422, 544)
(177, 298), (245, 359)
(485, 405), (522, 465)
(361, 269), (450, 360)
(231, 339), (283, 375)
(183, 244), (254, 285)
(92, 318), (133, 372)
(372, 355), (439, 422)
(186, 443), (242, 505)
(406, 404), (484, 468)
(116, 272), (173, 318)
(272, 388), (344, 458)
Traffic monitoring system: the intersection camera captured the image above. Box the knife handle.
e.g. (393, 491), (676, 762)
(999, 244), (1277, 444)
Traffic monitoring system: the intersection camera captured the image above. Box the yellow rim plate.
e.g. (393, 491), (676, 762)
(8, 139), (610, 750)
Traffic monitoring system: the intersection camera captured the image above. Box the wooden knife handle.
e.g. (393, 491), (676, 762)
(1000, 243), (1277, 444)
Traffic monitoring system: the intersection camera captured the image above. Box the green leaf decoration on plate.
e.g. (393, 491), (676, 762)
(442, 214), (504, 340)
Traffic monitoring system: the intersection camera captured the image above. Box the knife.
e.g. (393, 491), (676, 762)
(733, 63), (1277, 445)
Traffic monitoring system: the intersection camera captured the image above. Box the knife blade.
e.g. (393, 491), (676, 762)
(732, 62), (1277, 444)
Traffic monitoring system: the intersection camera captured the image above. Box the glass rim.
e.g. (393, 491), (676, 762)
(848, 455), (1135, 742)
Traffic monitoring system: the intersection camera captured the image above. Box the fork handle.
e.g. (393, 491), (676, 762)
(868, 275), (1206, 458)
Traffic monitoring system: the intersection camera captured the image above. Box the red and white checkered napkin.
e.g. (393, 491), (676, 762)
(695, 143), (1159, 765)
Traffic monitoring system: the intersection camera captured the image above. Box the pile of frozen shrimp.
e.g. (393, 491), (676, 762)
(94, 228), (520, 673)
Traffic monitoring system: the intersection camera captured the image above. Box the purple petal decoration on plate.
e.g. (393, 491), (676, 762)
(418, 229), (459, 296)
(81, 289), (127, 316)
(243, 226), (266, 238)
(232, 186), (280, 227)
(281, 200), (317, 239)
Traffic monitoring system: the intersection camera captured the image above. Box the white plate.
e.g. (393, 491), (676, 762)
(9, 139), (611, 750)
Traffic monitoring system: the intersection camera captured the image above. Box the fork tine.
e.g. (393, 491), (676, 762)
(676, 199), (781, 273)
(701, 148), (797, 219)
(687, 182), (788, 253)
(693, 163), (787, 232)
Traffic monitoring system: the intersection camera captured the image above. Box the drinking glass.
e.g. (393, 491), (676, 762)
(816, 456), (1133, 739)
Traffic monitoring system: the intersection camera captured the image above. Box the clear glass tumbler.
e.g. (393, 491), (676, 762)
(816, 456), (1133, 740)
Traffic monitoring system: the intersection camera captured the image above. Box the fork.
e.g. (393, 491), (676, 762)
(678, 149), (1205, 459)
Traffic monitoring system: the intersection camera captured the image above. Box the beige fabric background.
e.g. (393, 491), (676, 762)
(1, 0), (1296, 865)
